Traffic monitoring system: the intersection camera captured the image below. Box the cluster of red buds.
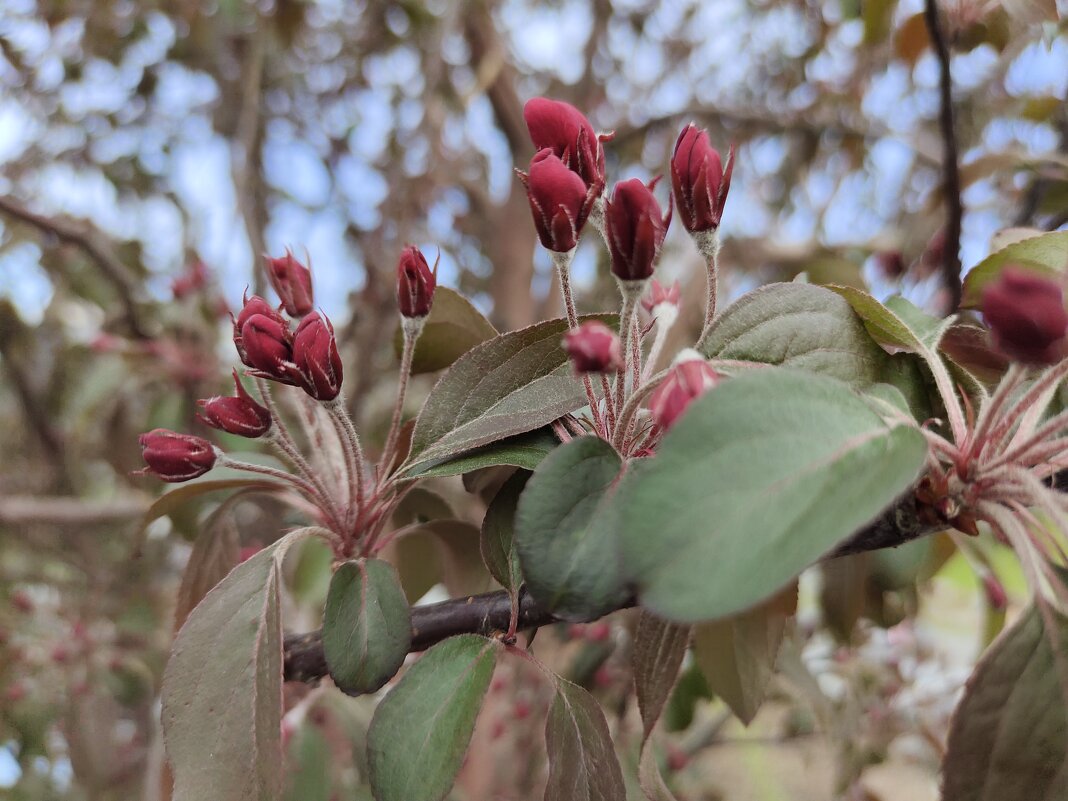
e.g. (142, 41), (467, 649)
(517, 97), (732, 455)
(137, 247), (437, 558)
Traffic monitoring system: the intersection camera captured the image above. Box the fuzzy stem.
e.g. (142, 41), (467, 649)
(613, 368), (669, 451)
(600, 374), (617, 432)
(922, 345), (968, 448)
(325, 395), (368, 517)
(552, 248), (603, 427)
(215, 454), (334, 523)
(383, 320), (421, 467)
(695, 229), (721, 344)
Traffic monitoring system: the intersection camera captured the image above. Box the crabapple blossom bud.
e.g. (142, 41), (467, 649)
(137, 429), (217, 482)
(523, 96), (606, 192)
(197, 370), (272, 438)
(171, 261), (209, 299)
(671, 125), (733, 233)
(605, 178), (671, 283)
(265, 249), (314, 317)
(521, 149), (594, 253)
(233, 293), (288, 367)
(291, 311), (343, 401)
(981, 267), (1068, 365)
(563, 321), (623, 374)
(240, 313), (296, 383)
(642, 279), (680, 315)
(649, 351), (721, 431)
(396, 245), (437, 319)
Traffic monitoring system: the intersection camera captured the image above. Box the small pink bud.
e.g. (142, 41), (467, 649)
(567, 624), (586, 640)
(240, 313), (297, 383)
(137, 429), (217, 482)
(291, 312), (343, 401)
(11, 591), (34, 614)
(522, 149), (595, 253)
(605, 178), (670, 282)
(489, 719), (506, 740)
(51, 644), (70, 664)
(4, 683), (27, 703)
(873, 251), (906, 280)
(981, 267), (1068, 365)
(671, 124), (732, 233)
(585, 622), (611, 642)
(649, 354), (721, 431)
(265, 249), (314, 317)
(198, 370), (272, 438)
(593, 665), (614, 687)
(642, 279), (681, 317)
(666, 745), (689, 772)
(396, 246), (437, 319)
(171, 261), (209, 299)
(239, 543), (264, 563)
(523, 97), (606, 193)
(563, 321), (623, 374)
(513, 699), (532, 720)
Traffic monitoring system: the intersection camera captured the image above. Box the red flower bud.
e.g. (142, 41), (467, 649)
(291, 311), (343, 401)
(137, 429), (217, 482)
(523, 97), (606, 193)
(981, 267), (1068, 365)
(605, 178), (670, 282)
(563, 321), (623, 374)
(240, 313), (297, 383)
(197, 370), (272, 438)
(233, 293), (288, 367)
(521, 149), (595, 253)
(873, 251), (906, 280)
(641, 279), (681, 316)
(265, 249), (314, 317)
(671, 125), (733, 233)
(171, 261), (209, 299)
(396, 245), (437, 318)
(649, 354), (721, 431)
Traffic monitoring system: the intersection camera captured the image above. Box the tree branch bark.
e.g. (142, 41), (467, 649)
(924, 0), (964, 310)
(283, 488), (926, 683)
(0, 195), (149, 338)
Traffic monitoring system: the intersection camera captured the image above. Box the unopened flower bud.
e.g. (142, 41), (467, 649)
(521, 149), (595, 253)
(291, 311), (343, 401)
(649, 352), (721, 431)
(982, 267), (1068, 365)
(523, 97), (606, 193)
(240, 313), (297, 383)
(671, 125), (733, 233)
(265, 249), (314, 317)
(605, 178), (670, 283)
(563, 321), (623, 374)
(396, 246), (437, 319)
(233, 293), (288, 366)
(197, 370), (272, 438)
(171, 261), (209, 299)
(137, 429), (217, 482)
(642, 278), (681, 328)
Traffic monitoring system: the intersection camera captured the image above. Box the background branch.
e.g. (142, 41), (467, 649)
(924, 0), (964, 310)
(0, 194), (149, 338)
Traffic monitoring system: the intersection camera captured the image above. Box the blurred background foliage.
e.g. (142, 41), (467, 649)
(0, 0), (1065, 798)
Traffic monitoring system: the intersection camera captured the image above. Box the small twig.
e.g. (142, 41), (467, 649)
(924, 0), (964, 311)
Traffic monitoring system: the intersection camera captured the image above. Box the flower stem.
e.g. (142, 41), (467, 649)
(325, 395), (368, 517)
(383, 320), (421, 468)
(695, 229), (721, 345)
(552, 248), (603, 430)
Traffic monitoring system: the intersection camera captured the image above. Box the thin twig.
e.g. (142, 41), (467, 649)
(924, 0), (964, 311)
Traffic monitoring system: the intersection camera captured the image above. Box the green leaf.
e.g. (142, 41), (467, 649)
(394, 287), (497, 374)
(609, 369), (927, 623)
(663, 665), (712, 732)
(943, 603), (1068, 800)
(162, 528), (311, 801)
(401, 427), (559, 479)
(692, 584), (796, 725)
(961, 230), (1068, 308)
(699, 282), (891, 387)
(828, 287), (953, 355)
(323, 559), (412, 696)
(480, 471), (528, 593)
(285, 726), (331, 801)
(515, 436), (628, 622)
(139, 477), (283, 537)
(545, 678), (627, 801)
(404, 315), (612, 473)
(633, 612), (691, 740)
(633, 612), (690, 801)
(172, 513), (240, 633)
(367, 635), (498, 801)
